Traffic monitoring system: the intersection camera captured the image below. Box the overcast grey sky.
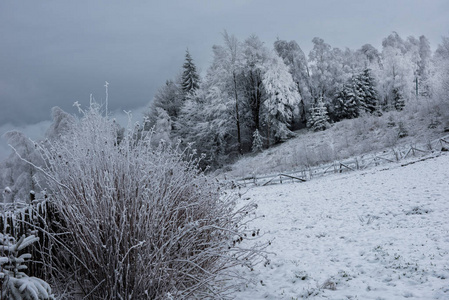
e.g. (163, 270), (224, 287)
(0, 0), (448, 160)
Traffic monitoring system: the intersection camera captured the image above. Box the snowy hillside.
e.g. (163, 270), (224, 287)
(231, 152), (449, 299)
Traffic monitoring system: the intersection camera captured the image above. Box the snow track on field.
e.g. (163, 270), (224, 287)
(231, 153), (449, 299)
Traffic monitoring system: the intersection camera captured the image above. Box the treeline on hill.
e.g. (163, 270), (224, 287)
(145, 31), (449, 169)
(1, 32), (449, 204)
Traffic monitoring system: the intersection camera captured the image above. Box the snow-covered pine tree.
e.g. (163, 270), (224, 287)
(181, 50), (200, 94)
(393, 87), (405, 111)
(357, 68), (378, 114)
(334, 82), (359, 120)
(251, 129), (263, 153)
(0, 227), (54, 299)
(308, 97), (330, 131)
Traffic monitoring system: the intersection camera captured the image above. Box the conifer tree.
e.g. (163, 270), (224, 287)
(251, 129), (263, 153)
(308, 97), (330, 131)
(393, 87), (405, 110)
(357, 68), (378, 114)
(181, 50), (200, 94)
(334, 82), (359, 120)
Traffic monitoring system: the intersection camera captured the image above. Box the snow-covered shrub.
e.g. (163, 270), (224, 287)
(0, 233), (54, 300)
(36, 104), (265, 299)
(397, 121), (408, 138)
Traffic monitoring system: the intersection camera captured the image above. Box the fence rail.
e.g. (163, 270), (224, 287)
(229, 134), (449, 188)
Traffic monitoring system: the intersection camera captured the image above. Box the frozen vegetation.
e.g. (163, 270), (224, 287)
(0, 31), (448, 299)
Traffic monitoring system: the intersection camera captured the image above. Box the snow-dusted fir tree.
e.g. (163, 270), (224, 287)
(356, 68), (378, 114)
(334, 82), (359, 120)
(251, 129), (263, 153)
(0, 233), (54, 299)
(181, 50), (200, 94)
(393, 87), (405, 110)
(262, 54), (300, 143)
(308, 97), (330, 131)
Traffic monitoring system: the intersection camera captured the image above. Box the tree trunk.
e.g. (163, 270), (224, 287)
(233, 73), (242, 154)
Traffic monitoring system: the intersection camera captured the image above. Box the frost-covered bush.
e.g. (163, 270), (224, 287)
(37, 104), (265, 299)
(0, 233), (54, 300)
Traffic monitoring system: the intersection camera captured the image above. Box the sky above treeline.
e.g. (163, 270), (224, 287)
(0, 0), (448, 160)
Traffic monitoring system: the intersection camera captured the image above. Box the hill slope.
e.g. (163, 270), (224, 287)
(231, 152), (449, 299)
(221, 99), (449, 179)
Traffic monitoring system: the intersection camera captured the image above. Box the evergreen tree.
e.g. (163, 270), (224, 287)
(181, 50), (200, 94)
(251, 129), (263, 153)
(334, 82), (359, 120)
(357, 68), (378, 114)
(393, 87), (405, 111)
(308, 97), (330, 131)
(0, 233), (54, 299)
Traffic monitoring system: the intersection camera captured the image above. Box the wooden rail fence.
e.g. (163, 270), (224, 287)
(230, 134), (449, 188)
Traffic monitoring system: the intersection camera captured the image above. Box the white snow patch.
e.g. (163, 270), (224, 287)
(231, 153), (449, 299)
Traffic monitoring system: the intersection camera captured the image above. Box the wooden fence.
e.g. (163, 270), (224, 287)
(231, 134), (449, 188)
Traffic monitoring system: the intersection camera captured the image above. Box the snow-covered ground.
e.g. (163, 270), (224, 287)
(231, 152), (449, 299)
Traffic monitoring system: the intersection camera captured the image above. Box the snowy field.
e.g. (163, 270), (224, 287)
(231, 152), (449, 299)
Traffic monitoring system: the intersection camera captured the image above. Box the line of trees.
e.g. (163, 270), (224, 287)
(145, 31), (448, 168)
(1, 32), (448, 202)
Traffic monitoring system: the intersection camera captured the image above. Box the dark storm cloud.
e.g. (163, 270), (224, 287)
(0, 0), (448, 159)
